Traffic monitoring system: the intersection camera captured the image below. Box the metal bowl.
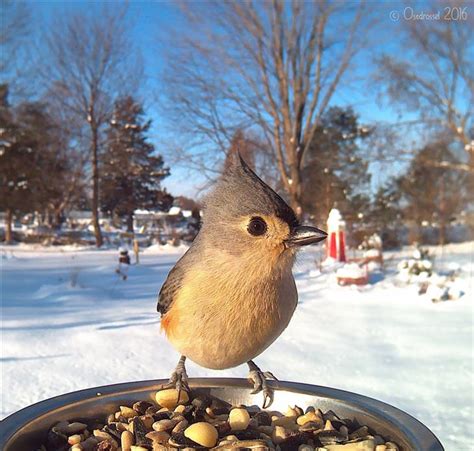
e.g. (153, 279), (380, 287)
(1, 378), (443, 451)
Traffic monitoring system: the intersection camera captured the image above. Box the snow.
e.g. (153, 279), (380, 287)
(336, 262), (366, 279)
(1, 242), (473, 450)
(168, 206), (182, 215)
(364, 249), (381, 258)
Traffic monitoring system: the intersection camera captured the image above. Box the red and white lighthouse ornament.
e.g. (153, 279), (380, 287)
(327, 208), (346, 262)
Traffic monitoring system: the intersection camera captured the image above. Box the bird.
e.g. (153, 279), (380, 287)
(157, 154), (327, 408)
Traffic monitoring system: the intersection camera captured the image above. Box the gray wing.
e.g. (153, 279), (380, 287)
(157, 244), (199, 316)
(157, 263), (185, 316)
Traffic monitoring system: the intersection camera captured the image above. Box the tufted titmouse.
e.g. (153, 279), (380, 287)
(157, 154), (327, 407)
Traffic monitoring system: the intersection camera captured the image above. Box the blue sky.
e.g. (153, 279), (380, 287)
(30, 1), (199, 194)
(28, 0), (427, 198)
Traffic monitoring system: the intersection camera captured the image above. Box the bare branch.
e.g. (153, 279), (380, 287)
(161, 1), (372, 213)
(42, 5), (142, 246)
(375, 5), (473, 166)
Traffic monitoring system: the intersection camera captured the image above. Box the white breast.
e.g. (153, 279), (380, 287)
(165, 252), (298, 370)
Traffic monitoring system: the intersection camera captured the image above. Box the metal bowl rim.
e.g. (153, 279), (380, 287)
(1, 377), (443, 450)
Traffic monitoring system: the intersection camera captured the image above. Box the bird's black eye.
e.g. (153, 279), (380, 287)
(247, 217), (267, 236)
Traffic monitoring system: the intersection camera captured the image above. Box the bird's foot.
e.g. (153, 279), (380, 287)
(160, 355), (190, 395)
(247, 360), (278, 409)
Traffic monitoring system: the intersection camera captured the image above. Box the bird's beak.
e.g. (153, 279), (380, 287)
(284, 225), (328, 248)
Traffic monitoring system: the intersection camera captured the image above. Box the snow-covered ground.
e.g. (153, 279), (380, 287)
(1, 241), (472, 450)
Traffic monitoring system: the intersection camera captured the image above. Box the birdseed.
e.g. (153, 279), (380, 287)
(37, 388), (401, 450)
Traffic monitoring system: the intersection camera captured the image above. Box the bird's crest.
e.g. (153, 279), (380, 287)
(205, 152), (299, 229)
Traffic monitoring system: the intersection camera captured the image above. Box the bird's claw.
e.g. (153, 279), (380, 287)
(160, 358), (190, 398)
(161, 374), (190, 392)
(262, 387), (274, 409)
(160, 377), (190, 391)
(248, 370), (262, 394)
(263, 371), (278, 381)
(247, 368), (276, 408)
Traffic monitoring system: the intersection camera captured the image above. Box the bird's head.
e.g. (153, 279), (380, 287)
(201, 154), (327, 265)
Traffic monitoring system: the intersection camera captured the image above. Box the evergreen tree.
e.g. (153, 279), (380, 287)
(1, 85), (84, 240)
(369, 181), (402, 248)
(24, 102), (85, 229)
(101, 96), (173, 232)
(301, 107), (372, 223)
(0, 86), (42, 241)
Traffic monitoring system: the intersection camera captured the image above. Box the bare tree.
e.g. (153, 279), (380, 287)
(0, 1), (28, 69)
(162, 0), (373, 216)
(0, 0), (34, 99)
(376, 2), (474, 173)
(43, 6), (141, 246)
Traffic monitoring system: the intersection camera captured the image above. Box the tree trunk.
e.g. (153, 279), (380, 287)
(438, 177), (446, 246)
(408, 221), (421, 245)
(91, 126), (103, 247)
(126, 213), (134, 234)
(288, 165), (304, 219)
(5, 208), (13, 243)
(45, 210), (52, 228)
(439, 219), (446, 246)
(53, 208), (63, 230)
(289, 193), (303, 220)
